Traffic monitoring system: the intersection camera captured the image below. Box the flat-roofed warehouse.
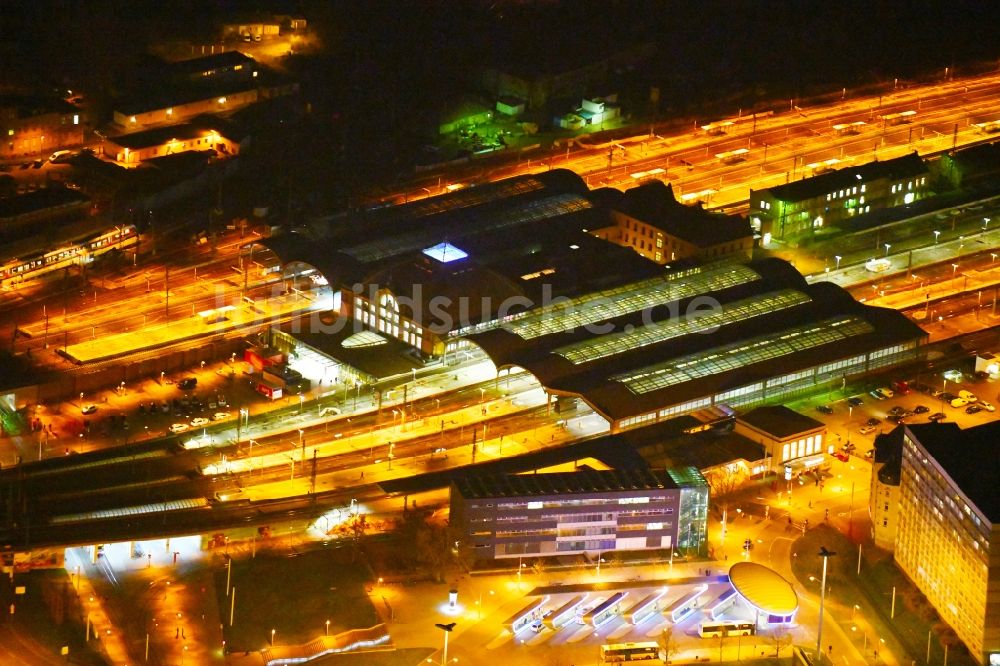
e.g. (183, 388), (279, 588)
(465, 258), (927, 433)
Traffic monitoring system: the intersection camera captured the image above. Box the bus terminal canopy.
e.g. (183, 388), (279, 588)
(728, 561), (798, 616)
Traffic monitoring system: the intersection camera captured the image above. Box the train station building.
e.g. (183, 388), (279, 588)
(467, 258), (926, 432)
(749, 151), (929, 240)
(251, 169), (925, 432)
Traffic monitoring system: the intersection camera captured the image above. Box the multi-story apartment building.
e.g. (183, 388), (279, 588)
(895, 422), (999, 665)
(869, 427), (903, 550)
(1, 94), (84, 160)
(450, 467), (708, 560)
(749, 152), (929, 241)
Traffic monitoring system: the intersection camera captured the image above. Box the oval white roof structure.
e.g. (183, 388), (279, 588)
(729, 562), (798, 615)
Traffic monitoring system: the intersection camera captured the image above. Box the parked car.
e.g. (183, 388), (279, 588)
(888, 406), (906, 416)
(891, 380), (910, 394)
(977, 401), (996, 412)
(876, 387), (894, 399)
(190, 417), (210, 427)
(965, 404), (983, 414)
(859, 425), (878, 435)
(212, 412), (231, 421)
(887, 414), (906, 424)
(959, 390), (978, 402)
(865, 417), (881, 427)
(816, 405), (834, 414)
(913, 405), (930, 414)
(950, 398), (969, 408)
(911, 382), (931, 394)
(941, 392), (957, 402)
(80, 404), (98, 415)
(868, 390), (886, 400)
(169, 423), (190, 433)
(178, 377), (198, 390)
(929, 412), (947, 422)
(847, 396), (864, 407)
(834, 451), (850, 462)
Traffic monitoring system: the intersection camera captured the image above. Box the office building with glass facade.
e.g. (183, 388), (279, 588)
(450, 467), (708, 560)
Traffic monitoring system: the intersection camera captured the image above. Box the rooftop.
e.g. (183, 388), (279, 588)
(609, 180), (752, 247)
(0, 93), (76, 119)
(0, 186), (90, 221)
(760, 152), (927, 203)
(467, 258), (927, 423)
(452, 468), (678, 500)
(163, 51), (256, 79)
(106, 117), (235, 150)
(905, 421), (1000, 523)
(729, 562), (798, 615)
(252, 169), (664, 329)
(738, 405), (825, 439)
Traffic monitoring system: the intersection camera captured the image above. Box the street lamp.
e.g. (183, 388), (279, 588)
(298, 394), (305, 413)
(934, 230), (940, 244)
(434, 623), (456, 666)
(985, 217), (991, 231)
(884, 243), (891, 257)
(834, 255), (842, 270)
(816, 546), (837, 664)
(271, 628), (276, 646)
(325, 620), (330, 636)
(952, 263), (959, 279)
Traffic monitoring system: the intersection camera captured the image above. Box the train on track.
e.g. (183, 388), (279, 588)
(0, 223), (138, 286)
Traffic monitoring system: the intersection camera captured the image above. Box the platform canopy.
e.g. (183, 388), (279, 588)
(728, 561), (798, 615)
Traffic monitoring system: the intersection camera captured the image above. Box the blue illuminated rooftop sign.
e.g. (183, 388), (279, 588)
(422, 242), (468, 263)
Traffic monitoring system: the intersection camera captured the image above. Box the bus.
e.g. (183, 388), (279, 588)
(545, 594), (587, 630)
(625, 589), (667, 625)
(503, 596), (549, 634)
(665, 584), (707, 624)
(707, 588), (737, 620)
(583, 591), (629, 628)
(699, 621), (756, 638)
(600, 642), (662, 663)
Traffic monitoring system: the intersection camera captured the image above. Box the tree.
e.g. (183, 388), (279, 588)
(705, 462), (749, 546)
(659, 625), (678, 663)
(768, 627), (792, 658)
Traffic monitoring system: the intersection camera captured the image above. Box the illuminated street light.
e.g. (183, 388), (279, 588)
(816, 547), (837, 664)
(325, 620), (330, 636)
(985, 217), (991, 231)
(834, 255), (842, 270)
(884, 243), (891, 257)
(271, 628), (276, 646)
(434, 622), (456, 666)
(952, 263), (959, 279)
(934, 230), (940, 244)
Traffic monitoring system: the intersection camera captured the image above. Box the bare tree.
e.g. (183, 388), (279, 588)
(705, 462), (750, 543)
(768, 627), (792, 658)
(659, 625), (679, 663)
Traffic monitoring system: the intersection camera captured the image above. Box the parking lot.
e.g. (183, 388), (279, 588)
(794, 370), (1000, 452)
